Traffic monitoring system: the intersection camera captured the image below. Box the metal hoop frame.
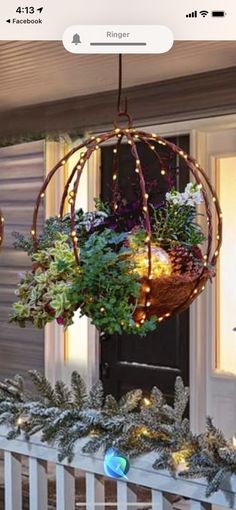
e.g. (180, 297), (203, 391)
(0, 210), (4, 248)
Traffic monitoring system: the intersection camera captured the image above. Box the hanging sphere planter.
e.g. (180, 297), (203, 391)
(28, 115), (222, 331)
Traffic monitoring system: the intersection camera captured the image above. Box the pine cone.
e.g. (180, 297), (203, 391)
(168, 245), (203, 277)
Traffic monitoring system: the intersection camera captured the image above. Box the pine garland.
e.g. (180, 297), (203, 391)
(0, 371), (235, 496)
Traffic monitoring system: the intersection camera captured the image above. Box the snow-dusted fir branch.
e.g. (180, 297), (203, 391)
(0, 371), (235, 496)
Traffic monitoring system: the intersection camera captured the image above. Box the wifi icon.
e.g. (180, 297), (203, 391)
(200, 10), (209, 17)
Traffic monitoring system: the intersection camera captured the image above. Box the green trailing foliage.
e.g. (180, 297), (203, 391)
(10, 229), (156, 335)
(0, 371), (235, 497)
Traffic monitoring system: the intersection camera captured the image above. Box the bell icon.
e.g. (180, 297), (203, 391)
(72, 33), (81, 45)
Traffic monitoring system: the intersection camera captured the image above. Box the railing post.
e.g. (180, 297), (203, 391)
(190, 501), (212, 510)
(4, 451), (22, 510)
(56, 464), (75, 510)
(29, 457), (48, 510)
(151, 490), (173, 510)
(117, 480), (138, 510)
(86, 472), (105, 510)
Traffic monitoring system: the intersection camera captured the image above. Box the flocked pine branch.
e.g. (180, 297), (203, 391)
(0, 371), (235, 496)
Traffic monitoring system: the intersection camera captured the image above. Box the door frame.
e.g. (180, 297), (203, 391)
(46, 113), (236, 434)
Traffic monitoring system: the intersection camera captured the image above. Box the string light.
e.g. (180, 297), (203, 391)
(143, 398), (151, 406)
(113, 148), (117, 154)
(143, 206), (148, 213)
(215, 250), (219, 257)
(161, 169), (166, 175)
(165, 313), (170, 318)
(71, 231), (77, 237)
(115, 128), (120, 134)
(158, 317), (164, 322)
(61, 160), (66, 165)
(144, 193), (149, 199)
(40, 192), (45, 198)
(147, 301), (151, 307)
(212, 197), (216, 203)
(135, 168), (140, 173)
(100, 307), (105, 313)
(113, 174), (117, 181)
(31, 229), (35, 236)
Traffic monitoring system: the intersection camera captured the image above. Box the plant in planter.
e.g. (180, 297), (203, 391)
(11, 180), (213, 336)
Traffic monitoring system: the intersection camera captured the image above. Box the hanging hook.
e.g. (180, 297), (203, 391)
(117, 54), (128, 114)
(114, 54), (132, 128)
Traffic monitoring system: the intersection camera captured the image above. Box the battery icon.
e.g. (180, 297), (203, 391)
(211, 11), (226, 17)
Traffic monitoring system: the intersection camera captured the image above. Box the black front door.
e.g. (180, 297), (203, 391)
(100, 135), (190, 401)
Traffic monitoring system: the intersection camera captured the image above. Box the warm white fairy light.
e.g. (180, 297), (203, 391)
(212, 197), (216, 203)
(143, 206), (148, 213)
(115, 128), (120, 134)
(100, 307), (105, 313)
(31, 229), (35, 236)
(61, 160), (66, 165)
(113, 148), (117, 154)
(113, 174), (117, 181)
(135, 168), (140, 174)
(40, 192), (45, 198)
(161, 169), (166, 176)
(144, 193), (149, 199)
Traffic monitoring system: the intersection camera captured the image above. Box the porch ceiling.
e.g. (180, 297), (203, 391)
(0, 41), (236, 112)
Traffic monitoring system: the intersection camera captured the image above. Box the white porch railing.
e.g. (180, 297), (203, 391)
(0, 427), (235, 510)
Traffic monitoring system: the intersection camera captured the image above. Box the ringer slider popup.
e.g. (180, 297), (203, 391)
(63, 25), (174, 54)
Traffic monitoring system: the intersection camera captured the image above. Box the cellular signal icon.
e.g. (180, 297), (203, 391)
(186, 10), (197, 18)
